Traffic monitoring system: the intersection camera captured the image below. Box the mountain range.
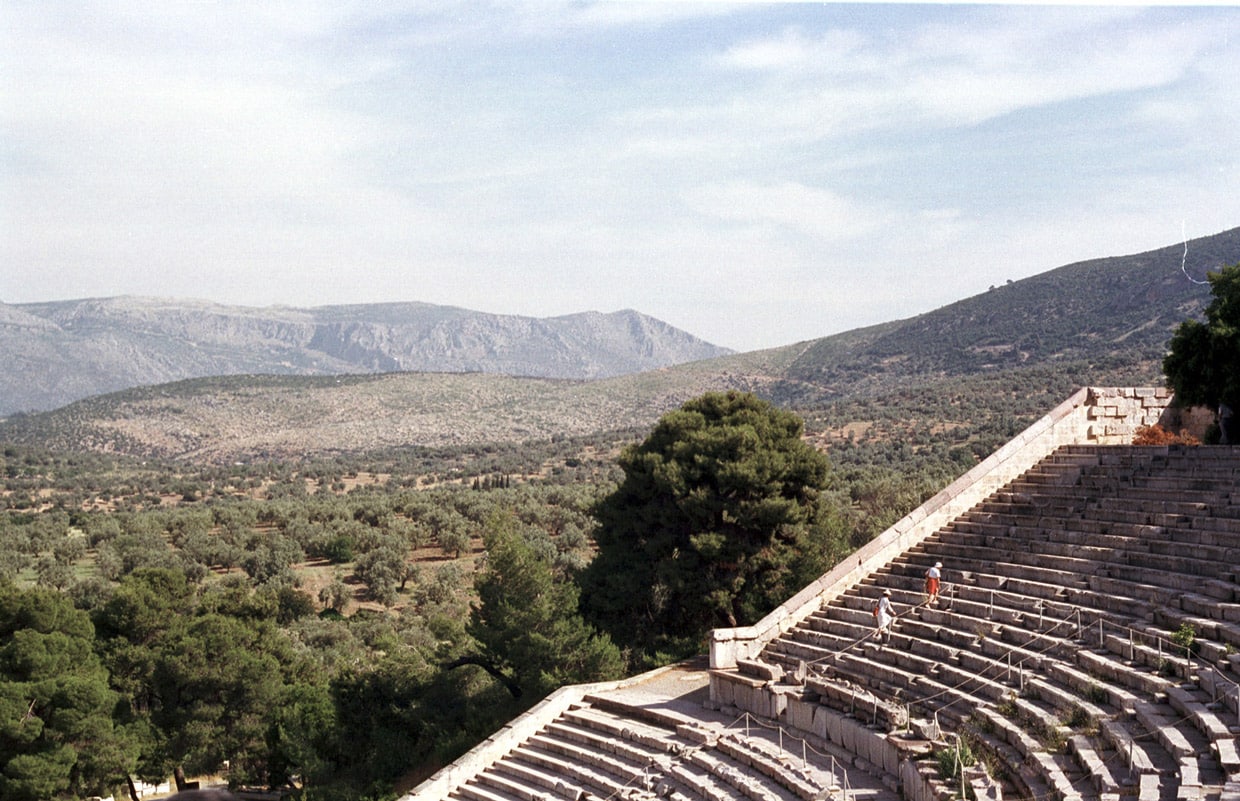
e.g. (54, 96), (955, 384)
(2, 226), (1237, 462)
(0, 298), (732, 416)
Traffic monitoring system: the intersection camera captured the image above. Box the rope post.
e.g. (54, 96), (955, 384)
(989, 590), (994, 619)
(1038, 600), (1044, 629)
(1129, 628), (1134, 660)
(1098, 618), (1105, 649)
(955, 735), (963, 800)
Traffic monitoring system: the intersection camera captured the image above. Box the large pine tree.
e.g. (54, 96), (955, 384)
(579, 391), (844, 664)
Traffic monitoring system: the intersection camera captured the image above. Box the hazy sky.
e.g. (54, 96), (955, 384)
(3, 3), (1239, 351)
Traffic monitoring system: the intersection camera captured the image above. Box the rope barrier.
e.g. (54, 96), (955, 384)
(787, 574), (1240, 801)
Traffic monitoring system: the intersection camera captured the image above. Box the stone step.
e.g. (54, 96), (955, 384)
(521, 734), (646, 789)
(450, 780), (525, 801)
(482, 763), (578, 801)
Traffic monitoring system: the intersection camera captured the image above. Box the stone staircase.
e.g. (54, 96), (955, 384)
(714, 445), (1240, 801)
(405, 389), (1240, 801)
(413, 660), (904, 801)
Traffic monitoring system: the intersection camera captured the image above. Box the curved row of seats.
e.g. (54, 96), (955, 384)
(444, 690), (901, 801)
(743, 445), (1240, 801)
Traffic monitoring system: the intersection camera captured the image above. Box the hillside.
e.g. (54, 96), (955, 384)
(2, 227), (1236, 463)
(0, 350), (801, 463)
(0, 298), (733, 415)
(782, 226), (1240, 395)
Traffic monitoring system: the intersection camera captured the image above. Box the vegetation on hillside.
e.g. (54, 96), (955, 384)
(1164, 262), (1240, 441)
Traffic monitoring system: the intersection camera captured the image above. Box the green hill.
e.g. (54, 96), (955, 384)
(782, 226), (1239, 395)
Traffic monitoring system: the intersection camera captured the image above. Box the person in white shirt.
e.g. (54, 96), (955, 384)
(874, 589), (896, 644)
(924, 561), (942, 605)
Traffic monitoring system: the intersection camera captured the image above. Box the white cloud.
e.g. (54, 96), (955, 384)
(682, 181), (889, 242)
(717, 26), (869, 71)
(3, 3), (1239, 352)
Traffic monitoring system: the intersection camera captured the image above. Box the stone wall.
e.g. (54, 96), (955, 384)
(1088, 386), (1178, 442)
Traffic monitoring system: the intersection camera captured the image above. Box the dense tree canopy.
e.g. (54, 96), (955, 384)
(1164, 263), (1240, 439)
(1, 583), (136, 801)
(468, 514), (622, 700)
(0, 379), (1016, 798)
(579, 391), (845, 662)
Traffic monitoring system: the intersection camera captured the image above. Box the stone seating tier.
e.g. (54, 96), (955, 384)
(767, 611), (1147, 801)
(444, 690), (901, 801)
(713, 446), (1240, 801)
(767, 593), (1210, 801)
(413, 396), (1240, 801)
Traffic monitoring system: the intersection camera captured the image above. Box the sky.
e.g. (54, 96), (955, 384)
(3, 3), (1239, 352)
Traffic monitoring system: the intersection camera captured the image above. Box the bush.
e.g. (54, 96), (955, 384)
(1133, 424), (1200, 445)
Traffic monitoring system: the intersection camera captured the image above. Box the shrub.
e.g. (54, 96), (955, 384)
(1133, 424), (1200, 445)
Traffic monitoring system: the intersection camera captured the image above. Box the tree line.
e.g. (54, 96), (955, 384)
(0, 367), (1134, 801)
(2, 391), (885, 800)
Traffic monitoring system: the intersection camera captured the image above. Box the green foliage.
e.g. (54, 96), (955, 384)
(0, 583), (136, 800)
(1171, 622), (1198, 655)
(581, 391), (842, 662)
(353, 545), (409, 607)
(1164, 263), (1240, 421)
(934, 735), (976, 782)
(151, 613), (290, 785)
(470, 514), (622, 700)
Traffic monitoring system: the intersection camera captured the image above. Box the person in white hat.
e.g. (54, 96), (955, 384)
(925, 561), (943, 606)
(873, 588), (896, 644)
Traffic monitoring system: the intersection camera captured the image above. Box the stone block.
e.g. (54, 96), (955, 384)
(1138, 773), (1161, 801)
(1214, 737), (1240, 774)
(711, 676), (736, 708)
(881, 734), (900, 776)
(786, 697), (814, 733)
(821, 707), (840, 744)
(736, 657), (780, 682)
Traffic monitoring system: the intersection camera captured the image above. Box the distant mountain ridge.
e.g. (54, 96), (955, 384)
(3, 226), (1239, 462)
(0, 297), (733, 414)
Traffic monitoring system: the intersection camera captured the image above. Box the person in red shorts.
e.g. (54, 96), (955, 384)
(924, 561), (942, 605)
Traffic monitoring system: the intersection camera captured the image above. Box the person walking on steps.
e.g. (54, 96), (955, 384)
(874, 589), (896, 644)
(925, 561), (942, 606)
